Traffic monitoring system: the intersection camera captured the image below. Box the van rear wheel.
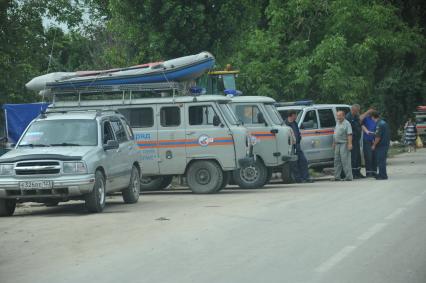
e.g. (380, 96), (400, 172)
(0, 199), (16, 217)
(187, 160), (223, 194)
(233, 159), (267, 189)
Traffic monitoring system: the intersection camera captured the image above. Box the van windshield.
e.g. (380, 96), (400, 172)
(219, 103), (239, 125)
(265, 104), (284, 125)
(19, 119), (98, 147)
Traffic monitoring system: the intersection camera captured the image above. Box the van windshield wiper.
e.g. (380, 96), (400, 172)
(50, 143), (82, 146)
(18, 143), (50, 147)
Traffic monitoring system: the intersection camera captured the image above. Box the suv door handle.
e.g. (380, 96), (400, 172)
(186, 131), (196, 135)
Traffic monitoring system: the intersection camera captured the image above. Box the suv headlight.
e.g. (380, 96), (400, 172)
(0, 164), (14, 176)
(63, 162), (88, 174)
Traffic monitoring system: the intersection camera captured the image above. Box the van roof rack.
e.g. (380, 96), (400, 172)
(276, 100), (314, 107)
(41, 81), (185, 96)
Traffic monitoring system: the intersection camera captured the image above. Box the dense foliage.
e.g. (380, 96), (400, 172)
(0, 0), (425, 137)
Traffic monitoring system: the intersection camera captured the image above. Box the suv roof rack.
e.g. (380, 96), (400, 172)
(275, 100), (314, 107)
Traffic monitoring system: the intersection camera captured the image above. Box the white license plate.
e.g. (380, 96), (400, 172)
(19, 180), (53, 190)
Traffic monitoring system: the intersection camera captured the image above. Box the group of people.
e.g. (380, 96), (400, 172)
(285, 104), (390, 183)
(335, 105), (390, 181)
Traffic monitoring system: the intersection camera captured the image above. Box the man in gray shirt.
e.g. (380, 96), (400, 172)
(333, 111), (353, 181)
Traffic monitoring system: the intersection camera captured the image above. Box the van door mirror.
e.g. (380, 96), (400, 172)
(213, 115), (222, 127)
(103, 140), (119, 150)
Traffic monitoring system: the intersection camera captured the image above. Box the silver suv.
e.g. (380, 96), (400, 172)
(0, 110), (142, 216)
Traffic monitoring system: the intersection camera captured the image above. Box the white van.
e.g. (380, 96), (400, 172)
(50, 87), (252, 194)
(277, 102), (351, 169)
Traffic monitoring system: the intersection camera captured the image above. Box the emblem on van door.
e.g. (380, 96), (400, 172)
(198, 135), (214, 147)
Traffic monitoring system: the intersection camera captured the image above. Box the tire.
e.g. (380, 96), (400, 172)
(122, 166), (140, 204)
(0, 199), (16, 217)
(140, 176), (172, 191)
(186, 160), (223, 194)
(85, 170), (106, 213)
(217, 171), (230, 192)
(233, 159), (268, 189)
(282, 163), (295, 184)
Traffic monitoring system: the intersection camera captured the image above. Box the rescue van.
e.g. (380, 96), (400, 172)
(228, 96), (295, 189)
(48, 83), (253, 194)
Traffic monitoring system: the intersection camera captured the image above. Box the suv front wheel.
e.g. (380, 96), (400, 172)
(85, 170), (106, 213)
(0, 199), (16, 217)
(122, 165), (140, 203)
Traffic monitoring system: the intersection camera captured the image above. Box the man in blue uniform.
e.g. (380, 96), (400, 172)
(346, 104), (373, 178)
(371, 111), (390, 180)
(362, 114), (377, 177)
(285, 111), (312, 183)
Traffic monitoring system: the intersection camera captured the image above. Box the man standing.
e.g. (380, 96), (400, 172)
(334, 111), (353, 181)
(285, 110), (312, 183)
(362, 113), (377, 177)
(371, 111), (390, 180)
(346, 104), (372, 178)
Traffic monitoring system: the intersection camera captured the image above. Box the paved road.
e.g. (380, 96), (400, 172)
(1, 149), (425, 283)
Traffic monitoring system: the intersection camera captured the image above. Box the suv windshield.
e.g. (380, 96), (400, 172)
(279, 109), (303, 122)
(19, 119), (98, 147)
(265, 104), (284, 125)
(219, 103), (239, 125)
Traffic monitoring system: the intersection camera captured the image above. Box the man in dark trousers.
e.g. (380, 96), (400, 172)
(346, 104), (373, 178)
(285, 111), (312, 183)
(371, 111), (390, 180)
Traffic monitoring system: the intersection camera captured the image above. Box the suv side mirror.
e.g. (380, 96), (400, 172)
(213, 115), (222, 127)
(103, 140), (119, 150)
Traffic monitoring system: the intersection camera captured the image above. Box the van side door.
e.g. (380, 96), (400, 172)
(317, 108), (337, 162)
(299, 109), (321, 163)
(157, 104), (187, 175)
(185, 103), (236, 170)
(119, 106), (160, 176)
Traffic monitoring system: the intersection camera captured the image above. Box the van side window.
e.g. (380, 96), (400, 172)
(301, 110), (318, 129)
(110, 119), (128, 143)
(189, 105), (217, 125)
(103, 121), (115, 144)
(160, 107), (180, 127)
(119, 108), (154, 128)
(318, 109), (336, 128)
(120, 118), (134, 140)
(235, 105), (262, 124)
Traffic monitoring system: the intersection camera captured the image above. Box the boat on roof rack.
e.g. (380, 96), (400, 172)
(26, 52), (215, 93)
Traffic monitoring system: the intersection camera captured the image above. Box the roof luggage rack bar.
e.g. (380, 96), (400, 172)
(275, 100), (314, 107)
(42, 82), (186, 96)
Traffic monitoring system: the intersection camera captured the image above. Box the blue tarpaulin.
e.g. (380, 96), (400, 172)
(2, 103), (49, 144)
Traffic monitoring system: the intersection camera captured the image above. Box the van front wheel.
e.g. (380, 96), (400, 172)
(187, 161), (223, 194)
(233, 159), (267, 189)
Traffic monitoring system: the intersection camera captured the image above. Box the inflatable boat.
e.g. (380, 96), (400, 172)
(26, 52), (215, 91)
